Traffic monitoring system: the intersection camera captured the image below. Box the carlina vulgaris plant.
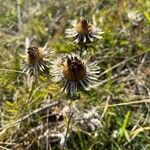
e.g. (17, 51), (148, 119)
(23, 38), (49, 79)
(51, 53), (101, 97)
(51, 16), (103, 97)
(22, 17), (103, 98)
(21, 39), (50, 115)
(65, 17), (103, 47)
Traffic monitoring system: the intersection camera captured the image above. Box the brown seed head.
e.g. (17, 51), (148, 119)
(75, 19), (93, 34)
(27, 46), (45, 65)
(62, 56), (86, 81)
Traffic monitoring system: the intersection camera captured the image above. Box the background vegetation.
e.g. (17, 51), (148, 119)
(0, 0), (150, 149)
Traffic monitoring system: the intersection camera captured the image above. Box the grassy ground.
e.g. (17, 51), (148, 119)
(0, 0), (150, 149)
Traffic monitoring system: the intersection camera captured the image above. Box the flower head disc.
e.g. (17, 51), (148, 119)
(63, 56), (86, 81)
(27, 46), (41, 64)
(75, 19), (93, 34)
(65, 18), (103, 44)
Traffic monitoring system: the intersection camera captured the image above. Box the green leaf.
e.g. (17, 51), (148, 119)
(144, 12), (150, 23)
(118, 111), (131, 141)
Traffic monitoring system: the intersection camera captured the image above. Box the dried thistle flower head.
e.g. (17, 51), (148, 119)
(51, 53), (101, 96)
(23, 44), (49, 77)
(78, 107), (102, 132)
(65, 17), (103, 44)
(127, 11), (143, 25)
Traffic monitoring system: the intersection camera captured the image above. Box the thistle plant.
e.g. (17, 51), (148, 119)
(51, 53), (101, 96)
(65, 17), (103, 44)
(19, 19), (103, 148)
(60, 17), (103, 97)
(23, 17), (103, 98)
(23, 39), (49, 78)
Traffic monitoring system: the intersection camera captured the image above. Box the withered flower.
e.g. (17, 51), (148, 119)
(127, 11), (143, 25)
(51, 53), (100, 96)
(65, 18), (103, 44)
(23, 45), (49, 77)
